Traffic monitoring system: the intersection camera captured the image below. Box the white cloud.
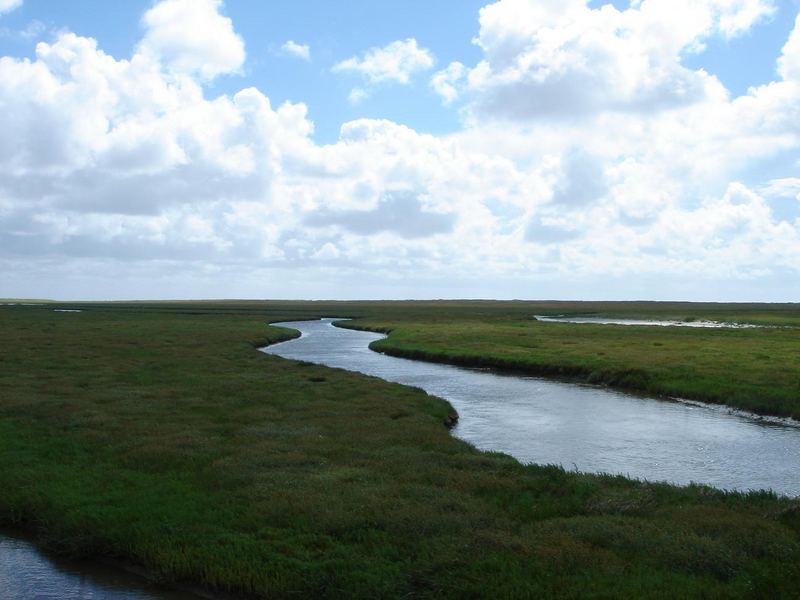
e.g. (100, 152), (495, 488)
(333, 38), (434, 86)
(281, 40), (310, 61)
(713, 0), (776, 38)
(431, 61), (466, 105)
(0, 13), (315, 260)
(761, 177), (800, 201)
(137, 0), (245, 80)
(1, 0), (800, 300)
(347, 87), (368, 104)
(779, 14), (800, 81)
(461, 0), (778, 121)
(0, 0), (22, 16)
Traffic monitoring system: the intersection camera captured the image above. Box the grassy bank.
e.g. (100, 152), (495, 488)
(339, 307), (800, 420)
(1, 302), (800, 598)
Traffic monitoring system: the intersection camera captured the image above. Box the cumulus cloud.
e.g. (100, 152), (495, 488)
(1, 0), (800, 300)
(761, 177), (800, 201)
(549, 149), (607, 207)
(347, 87), (368, 104)
(281, 40), (310, 61)
(460, 0), (777, 121)
(431, 61), (466, 105)
(526, 215), (580, 244)
(0, 0), (22, 16)
(779, 13), (800, 81)
(332, 38), (434, 101)
(138, 0), (245, 80)
(0, 0), (317, 270)
(713, 0), (777, 38)
(305, 190), (455, 239)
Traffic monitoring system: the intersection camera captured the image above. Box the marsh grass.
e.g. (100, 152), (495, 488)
(343, 308), (800, 420)
(1, 301), (799, 598)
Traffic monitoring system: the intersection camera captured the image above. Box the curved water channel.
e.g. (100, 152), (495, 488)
(264, 318), (800, 497)
(0, 530), (199, 600)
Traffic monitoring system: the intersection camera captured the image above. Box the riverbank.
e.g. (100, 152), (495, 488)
(269, 318), (800, 495)
(338, 314), (800, 420)
(2, 301), (800, 598)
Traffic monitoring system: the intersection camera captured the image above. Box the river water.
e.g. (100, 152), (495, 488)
(0, 531), (198, 599)
(263, 318), (800, 497)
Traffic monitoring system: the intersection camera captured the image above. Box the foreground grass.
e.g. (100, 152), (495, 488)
(1, 302), (800, 598)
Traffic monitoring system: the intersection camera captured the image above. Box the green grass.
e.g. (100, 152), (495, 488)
(339, 306), (800, 420)
(1, 301), (799, 598)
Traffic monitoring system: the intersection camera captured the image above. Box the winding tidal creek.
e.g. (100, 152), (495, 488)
(264, 319), (800, 497)
(5, 316), (799, 598)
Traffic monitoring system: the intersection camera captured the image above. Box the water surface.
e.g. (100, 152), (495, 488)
(533, 315), (763, 328)
(0, 531), (198, 600)
(264, 319), (800, 496)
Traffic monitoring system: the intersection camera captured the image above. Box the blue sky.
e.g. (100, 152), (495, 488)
(0, 0), (799, 300)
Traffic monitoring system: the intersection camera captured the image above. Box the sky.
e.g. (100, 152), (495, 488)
(1, 0), (799, 301)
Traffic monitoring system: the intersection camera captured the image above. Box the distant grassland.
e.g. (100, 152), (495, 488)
(42, 298), (800, 327)
(1, 301), (799, 598)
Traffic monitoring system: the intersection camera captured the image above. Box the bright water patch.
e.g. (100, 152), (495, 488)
(264, 319), (800, 497)
(533, 315), (764, 328)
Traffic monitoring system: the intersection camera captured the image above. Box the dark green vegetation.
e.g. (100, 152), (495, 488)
(1, 300), (799, 598)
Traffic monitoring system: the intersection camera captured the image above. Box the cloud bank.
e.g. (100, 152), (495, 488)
(0, 0), (799, 300)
